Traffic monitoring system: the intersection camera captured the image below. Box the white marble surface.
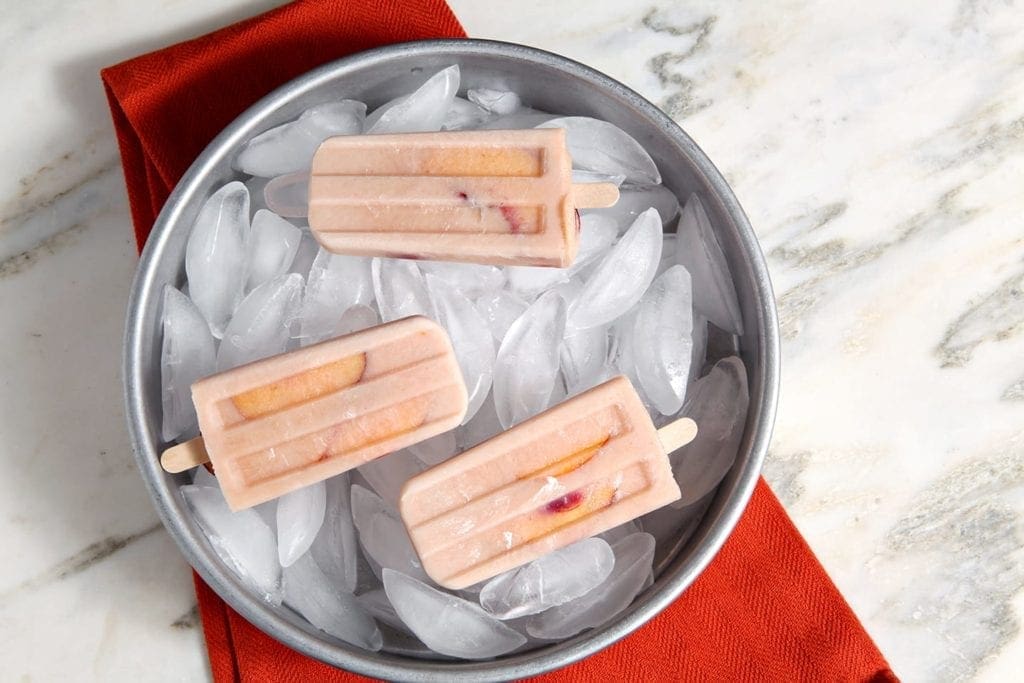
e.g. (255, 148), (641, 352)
(1, 0), (1021, 680)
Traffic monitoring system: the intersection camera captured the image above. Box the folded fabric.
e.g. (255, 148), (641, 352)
(102, 1), (896, 680)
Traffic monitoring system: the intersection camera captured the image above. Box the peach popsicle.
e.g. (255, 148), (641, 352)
(399, 376), (696, 590)
(161, 316), (468, 511)
(307, 128), (620, 267)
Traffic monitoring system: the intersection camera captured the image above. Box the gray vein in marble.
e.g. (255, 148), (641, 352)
(0, 222), (88, 279)
(881, 442), (1024, 681)
(936, 265), (1024, 367)
(171, 605), (200, 630)
(0, 523), (161, 601)
(761, 450), (811, 507)
(1003, 377), (1024, 400)
(0, 163), (122, 265)
(641, 9), (716, 118)
(773, 185), (981, 340)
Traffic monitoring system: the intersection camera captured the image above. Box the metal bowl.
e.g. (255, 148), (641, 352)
(123, 39), (779, 681)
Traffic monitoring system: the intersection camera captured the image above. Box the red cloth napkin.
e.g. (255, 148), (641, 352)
(102, 2), (897, 680)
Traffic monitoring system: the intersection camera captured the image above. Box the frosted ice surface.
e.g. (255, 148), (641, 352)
(475, 290), (529, 342)
(182, 485), (281, 603)
(493, 291), (566, 428)
(674, 194), (744, 334)
(383, 569), (526, 659)
(568, 209), (662, 330)
(538, 117), (660, 184)
(276, 481), (326, 567)
(479, 538), (614, 619)
(245, 210), (302, 293)
(426, 274), (495, 421)
(367, 66), (460, 134)
(160, 286), (215, 442)
(372, 258), (434, 322)
(467, 88), (522, 115)
(632, 265), (694, 415)
(524, 533), (654, 639)
(283, 553), (382, 650)
(309, 473), (358, 592)
(216, 273), (303, 371)
(350, 485), (431, 583)
(235, 100), (365, 177)
(185, 181), (249, 338)
(299, 250), (373, 343)
(670, 357), (748, 507)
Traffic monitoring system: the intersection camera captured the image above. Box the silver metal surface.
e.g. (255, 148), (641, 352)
(123, 39), (779, 682)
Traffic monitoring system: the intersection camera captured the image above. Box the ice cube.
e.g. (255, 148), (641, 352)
(425, 274), (495, 421)
(409, 430), (458, 466)
(276, 482), (326, 567)
(245, 176), (270, 215)
(506, 265), (570, 299)
(443, 97), (492, 130)
(538, 117), (660, 184)
(298, 250), (373, 343)
(367, 66), (460, 134)
(264, 172), (309, 219)
(357, 449), (425, 508)
(420, 261), (506, 299)
(570, 214), (619, 276)
(560, 324), (610, 397)
(350, 485), (431, 583)
(216, 273), (304, 371)
(568, 208), (663, 330)
(674, 194), (744, 334)
(456, 390), (502, 450)
(479, 537), (614, 620)
(182, 485), (281, 603)
(479, 108), (556, 130)
(185, 181), (250, 337)
(160, 286), (215, 442)
(475, 290), (529, 342)
(309, 473), (358, 592)
(245, 210), (302, 292)
(283, 553), (383, 650)
(467, 88), (522, 115)
(288, 227), (319, 279)
(235, 100), (366, 177)
(356, 588), (411, 633)
(690, 316), (709, 383)
(372, 258), (434, 322)
(334, 304), (379, 338)
(524, 532), (655, 639)
(632, 265), (694, 416)
(670, 357), (748, 507)
(383, 569), (526, 659)
(588, 184), (680, 233)
(598, 519), (641, 545)
(493, 291), (566, 428)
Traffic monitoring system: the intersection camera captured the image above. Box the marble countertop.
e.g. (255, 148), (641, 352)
(2, 0), (1021, 679)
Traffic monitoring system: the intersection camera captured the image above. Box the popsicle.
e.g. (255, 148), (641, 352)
(306, 128), (620, 267)
(398, 375), (697, 590)
(160, 316), (468, 511)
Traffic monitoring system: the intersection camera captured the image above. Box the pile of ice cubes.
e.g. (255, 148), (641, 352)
(161, 65), (749, 659)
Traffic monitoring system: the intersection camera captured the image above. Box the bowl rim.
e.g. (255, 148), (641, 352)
(124, 37), (779, 681)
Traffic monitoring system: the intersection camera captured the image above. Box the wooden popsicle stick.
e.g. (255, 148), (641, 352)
(161, 437), (210, 473)
(657, 417), (698, 454)
(572, 182), (620, 209)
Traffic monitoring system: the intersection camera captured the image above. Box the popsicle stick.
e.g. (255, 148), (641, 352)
(572, 182), (620, 209)
(657, 417), (698, 454)
(161, 437), (210, 473)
